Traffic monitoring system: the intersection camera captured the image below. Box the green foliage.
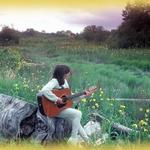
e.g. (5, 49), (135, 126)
(0, 48), (22, 71)
(111, 1), (150, 48)
(79, 87), (150, 141)
(0, 36), (150, 142)
(82, 25), (110, 43)
(0, 26), (20, 46)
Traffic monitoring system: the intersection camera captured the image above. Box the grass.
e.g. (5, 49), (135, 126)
(0, 36), (150, 142)
(1, 60), (150, 99)
(0, 140), (150, 150)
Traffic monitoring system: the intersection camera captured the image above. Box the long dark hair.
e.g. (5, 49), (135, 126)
(52, 65), (71, 86)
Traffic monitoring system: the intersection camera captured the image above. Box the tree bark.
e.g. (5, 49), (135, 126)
(0, 94), (72, 143)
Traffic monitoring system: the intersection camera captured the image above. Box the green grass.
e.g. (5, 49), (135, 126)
(0, 36), (150, 141)
(1, 36), (150, 99)
(20, 36), (150, 71)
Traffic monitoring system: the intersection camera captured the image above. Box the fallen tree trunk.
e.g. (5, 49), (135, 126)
(0, 94), (37, 139)
(0, 94), (72, 143)
(31, 110), (72, 143)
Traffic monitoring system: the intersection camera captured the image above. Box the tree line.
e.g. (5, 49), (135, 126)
(81, 1), (150, 48)
(0, 1), (150, 48)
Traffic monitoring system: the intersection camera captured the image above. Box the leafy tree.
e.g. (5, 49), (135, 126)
(115, 1), (150, 48)
(0, 26), (19, 46)
(82, 25), (110, 43)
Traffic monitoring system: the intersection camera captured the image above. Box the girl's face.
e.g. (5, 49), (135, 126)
(64, 72), (71, 80)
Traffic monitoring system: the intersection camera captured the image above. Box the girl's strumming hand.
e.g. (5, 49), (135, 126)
(56, 97), (65, 105)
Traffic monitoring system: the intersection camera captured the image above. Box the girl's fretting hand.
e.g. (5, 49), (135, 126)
(84, 90), (93, 97)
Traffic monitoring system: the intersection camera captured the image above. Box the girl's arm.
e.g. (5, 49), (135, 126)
(40, 79), (59, 102)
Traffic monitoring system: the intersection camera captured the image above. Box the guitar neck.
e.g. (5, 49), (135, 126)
(67, 91), (85, 100)
(62, 86), (97, 102)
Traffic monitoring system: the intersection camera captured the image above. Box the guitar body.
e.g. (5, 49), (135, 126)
(37, 85), (97, 117)
(40, 88), (73, 117)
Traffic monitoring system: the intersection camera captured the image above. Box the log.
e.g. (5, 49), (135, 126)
(111, 123), (133, 134)
(0, 94), (72, 143)
(115, 98), (150, 102)
(31, 110), (72, 143)
(0, 94), (37, 139)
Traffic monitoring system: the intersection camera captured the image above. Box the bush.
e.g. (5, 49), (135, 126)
(0, 26), (20, 46)
(81, 25), (110, 43)
(0, 48), (22, 70)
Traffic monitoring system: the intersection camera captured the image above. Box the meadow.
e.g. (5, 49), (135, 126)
(0, 35), (150, 143)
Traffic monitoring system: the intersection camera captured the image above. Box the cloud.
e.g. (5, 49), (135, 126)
(61, 8), (123, 30)
(0, 8), (123, 33)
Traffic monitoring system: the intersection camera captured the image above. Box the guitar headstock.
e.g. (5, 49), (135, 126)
(84, 81), (101, 96)
(87, 86), (97, 93)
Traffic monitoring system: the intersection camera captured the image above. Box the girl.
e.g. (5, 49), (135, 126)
(40, 65), (92, 144)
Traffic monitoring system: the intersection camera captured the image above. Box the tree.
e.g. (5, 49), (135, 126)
(115, 1), (150, 48)
(23, 28), (37, 36)
(82, 25), (110, 43)
(0, 26), (19, 46)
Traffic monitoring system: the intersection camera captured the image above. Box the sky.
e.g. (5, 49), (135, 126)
(0, 0), (139, 33)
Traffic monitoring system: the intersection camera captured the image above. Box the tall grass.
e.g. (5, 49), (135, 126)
(0, 36), (150, 141)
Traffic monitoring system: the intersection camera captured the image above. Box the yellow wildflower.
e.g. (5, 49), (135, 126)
(132, 124), (138, 129)
(139, 120), (147, 126)
(119, 110), (122, 113)
(143, 128), (148, 132)
(92, 106), (96, 109)
(100, 91), (104, 94)
(120, 105), (125, 109)
(81, 98), (86, 103)
(95, 103), (99, 108)
(146, 109), (149, 113)
(118, 109), (125, 115)
(93, 99), (96, 102)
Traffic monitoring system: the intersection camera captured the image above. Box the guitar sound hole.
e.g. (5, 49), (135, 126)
(57, 95), (67, 108)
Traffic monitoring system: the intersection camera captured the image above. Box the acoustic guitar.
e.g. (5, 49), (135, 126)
(37, 86), (97, 117)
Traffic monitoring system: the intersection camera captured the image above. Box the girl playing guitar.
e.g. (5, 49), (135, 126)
(39, 65), (95, 144)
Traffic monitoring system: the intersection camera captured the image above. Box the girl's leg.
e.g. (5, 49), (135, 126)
(57, 108), (89, 142)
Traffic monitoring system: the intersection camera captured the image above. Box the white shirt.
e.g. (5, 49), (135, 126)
(40, 78), (69, 102)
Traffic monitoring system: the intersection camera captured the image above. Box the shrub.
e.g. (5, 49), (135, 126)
(0, 26), (20, 46)
(0, 48), (22, 70)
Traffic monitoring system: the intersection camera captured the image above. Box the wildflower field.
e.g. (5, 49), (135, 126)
(0, 36), (150, 146)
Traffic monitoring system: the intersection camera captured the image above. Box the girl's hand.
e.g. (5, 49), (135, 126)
(84, 90), (93, 97)
(56, 97), (65, 105)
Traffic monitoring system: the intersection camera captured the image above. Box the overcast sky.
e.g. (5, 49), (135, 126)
(0, 8), (123, 33)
